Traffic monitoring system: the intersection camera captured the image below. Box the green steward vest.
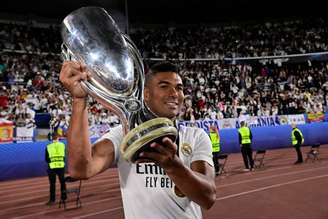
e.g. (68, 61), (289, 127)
(291, 128), (304, 146)
(238, 127), (251, 144)
(210, 132), (220, 152)
(47, 141), (65, 169)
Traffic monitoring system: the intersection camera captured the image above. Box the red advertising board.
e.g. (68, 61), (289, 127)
(0, 120), (14, 143)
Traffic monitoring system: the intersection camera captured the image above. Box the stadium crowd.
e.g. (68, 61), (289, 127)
(0, 17), (328, 132)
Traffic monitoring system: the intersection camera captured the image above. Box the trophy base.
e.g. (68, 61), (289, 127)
(120, 118), (178, 163)
(130, 134), (176, 163)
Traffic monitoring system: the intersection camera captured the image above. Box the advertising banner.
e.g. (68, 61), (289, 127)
(15, 127), (34, 143)
(307, 112), (325, 123)
(178, 114), (307, 131)
(0, 121), (14, 143)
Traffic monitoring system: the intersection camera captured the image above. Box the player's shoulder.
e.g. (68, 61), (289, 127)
(99, 125), (123, 140)
(179, 125), (207, 136)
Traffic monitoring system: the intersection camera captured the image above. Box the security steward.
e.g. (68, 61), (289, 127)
(45, 132), (67, 205)
(238, 121), (254, 171)
(291, 123), (304, 164)
(209, 125), (221, 176)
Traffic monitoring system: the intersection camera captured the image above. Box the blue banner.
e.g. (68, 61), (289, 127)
(235, 115), (281, 128)
(1, 121), (328, 181)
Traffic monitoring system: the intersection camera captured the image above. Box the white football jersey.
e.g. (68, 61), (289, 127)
(100, 125), (213, 219)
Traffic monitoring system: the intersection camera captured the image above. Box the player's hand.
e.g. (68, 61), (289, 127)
(136, 137), (179, 171)
(59, 61), (90, 99)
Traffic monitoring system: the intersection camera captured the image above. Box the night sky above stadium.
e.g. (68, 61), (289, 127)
(1, 0), (326, 24)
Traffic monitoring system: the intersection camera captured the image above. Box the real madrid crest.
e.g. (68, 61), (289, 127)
(181, 143), (192, 157)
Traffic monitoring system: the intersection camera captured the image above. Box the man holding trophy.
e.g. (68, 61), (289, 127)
(59, 7), (215, 218)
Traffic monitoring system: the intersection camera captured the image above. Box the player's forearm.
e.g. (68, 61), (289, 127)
(67, 98), (93, 179)
(166, 159), (216, 209)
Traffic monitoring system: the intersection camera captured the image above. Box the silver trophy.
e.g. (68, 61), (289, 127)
(61, 7), (177, 163)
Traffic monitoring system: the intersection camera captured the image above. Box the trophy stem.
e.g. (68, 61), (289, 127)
(81, 82), (130, 135)
(95, 96), (130, 134)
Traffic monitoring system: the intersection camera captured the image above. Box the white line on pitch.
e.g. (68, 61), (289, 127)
(12, 196), (122, 219)
(73, 207), (123, 219)
(218, 165), (328, 188)
(216, 174), (328, 201)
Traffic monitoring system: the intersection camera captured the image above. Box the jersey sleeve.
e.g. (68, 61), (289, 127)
(191, 128), (214, 167)
(97, 125), (123, 165)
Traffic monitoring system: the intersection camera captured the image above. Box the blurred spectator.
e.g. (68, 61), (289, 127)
(0, 17), (328, 130)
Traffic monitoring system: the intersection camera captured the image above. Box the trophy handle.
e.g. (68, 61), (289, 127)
(81, 81), (130, 134)
(123, 34), (146, 130)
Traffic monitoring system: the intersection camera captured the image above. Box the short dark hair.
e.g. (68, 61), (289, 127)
(52, 131), (60, 139)
(145, 62), (179, 86)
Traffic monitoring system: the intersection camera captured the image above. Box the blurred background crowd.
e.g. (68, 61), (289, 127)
(0, 17), (328, 134)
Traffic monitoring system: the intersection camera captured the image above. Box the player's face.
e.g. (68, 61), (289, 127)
(144, 72), (184, 119)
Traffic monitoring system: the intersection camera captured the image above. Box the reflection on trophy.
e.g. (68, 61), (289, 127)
(61, 7), (177, 163)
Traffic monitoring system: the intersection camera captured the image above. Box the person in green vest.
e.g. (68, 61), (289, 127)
(238, 121), (254, 171)
(291, 123), (304, 164)
(45, 132), (67, 205)
(209, 125), (221, 176)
